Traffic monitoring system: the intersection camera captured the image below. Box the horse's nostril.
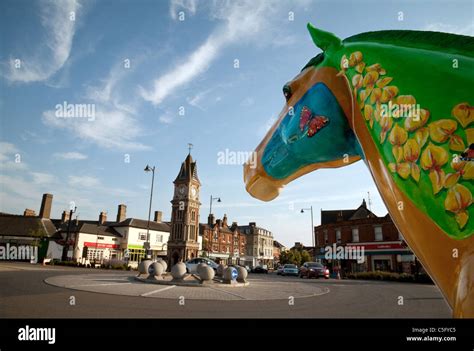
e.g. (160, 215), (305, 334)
(288, 134), (298, 144)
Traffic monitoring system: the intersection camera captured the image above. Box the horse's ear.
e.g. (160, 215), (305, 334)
(307, 23), (342, 52)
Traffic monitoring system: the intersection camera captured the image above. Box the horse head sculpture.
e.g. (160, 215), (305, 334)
(244, 23), (473, 317)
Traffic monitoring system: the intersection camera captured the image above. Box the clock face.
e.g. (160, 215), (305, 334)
(178, 185), (187, 197)
(191, 185), (198, 198)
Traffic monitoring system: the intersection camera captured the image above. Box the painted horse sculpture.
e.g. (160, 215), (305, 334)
(243, 23), (473, 317)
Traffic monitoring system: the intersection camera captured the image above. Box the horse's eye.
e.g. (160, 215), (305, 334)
(283, 85), (292, 101)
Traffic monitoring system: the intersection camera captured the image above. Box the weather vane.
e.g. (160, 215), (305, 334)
(188, 143), (193, 155)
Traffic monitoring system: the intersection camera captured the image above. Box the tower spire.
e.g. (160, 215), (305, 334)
(188, 143), (193, 155)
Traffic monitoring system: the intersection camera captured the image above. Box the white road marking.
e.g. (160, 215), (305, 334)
(70, 282), (132, 288)
(141, 285), (176, 297)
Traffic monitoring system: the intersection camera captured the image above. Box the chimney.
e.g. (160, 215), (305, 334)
(154, 211), (162, 223)
(249, 222), (256, 227)
(23, 209), (36, 217)
(39, 193), (53, 219)
(61, 210), (70, 223)
(208, 214), (215, 226)
(99, 211), (107, 224)
(216, 219), (222, 227)
(116, 204), (126, 222)
(336, 211), (343, 222)
(222, 214), (228, 227)
(231, 221), (238, 231)
(361, 199), (367, 208)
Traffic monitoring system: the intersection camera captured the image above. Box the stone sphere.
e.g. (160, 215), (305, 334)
(237, 266), (248, 282)
(217, 264), (226, 277)
(138, 259), (152, 274)
(199, 266), (215, 281)
(148, 262), (164, 277)
(171, 262), (187, 279)
(223, 267), (238, 282)
(196, 263), (208, 275)
(157, 259), (167, 272)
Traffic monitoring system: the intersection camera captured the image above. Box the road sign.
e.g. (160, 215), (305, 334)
(231, 267), (238, 280)
(124, 249), (130, 258)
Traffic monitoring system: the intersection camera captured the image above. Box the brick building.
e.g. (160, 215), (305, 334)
(314, 199), (415, 274)
(199, 214), (246, 265)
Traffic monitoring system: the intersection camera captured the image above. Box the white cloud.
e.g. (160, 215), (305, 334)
(31, 172), (56, 184)
(140, 0), (290, 106)
(170, 0), (197, 20)
(424, 22), (474, 36)
(0, 142), (19, 162)
(42, 59), (150, 150)
(42, 108), (149, 151)
(2, 0), (80, 83)
(68, 175), (100, 188)
(54, 152), (88, 160)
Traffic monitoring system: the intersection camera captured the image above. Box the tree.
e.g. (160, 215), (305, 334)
(300, 250), (312, 265)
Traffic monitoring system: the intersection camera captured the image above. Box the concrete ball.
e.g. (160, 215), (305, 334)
(157, 259), (167, 272)
(199, 266), (215, 281)
(148, 262), (164, 277)
(196, 263), (208, 275)
(138, 259), (152, 274)
(223, 267), (237, 282)
(171, 262), (187, 279)
(237, 266), (248, 282)
(216, 264), (226, 277)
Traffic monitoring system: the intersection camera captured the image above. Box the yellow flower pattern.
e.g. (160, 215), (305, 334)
(341, 52), (473, 230)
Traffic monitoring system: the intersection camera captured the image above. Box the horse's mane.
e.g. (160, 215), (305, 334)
(344, 30), (474, 57)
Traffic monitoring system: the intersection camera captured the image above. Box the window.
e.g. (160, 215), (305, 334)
(138, 232), (147, 241)
(128, 248), (145, 262)
(191, 210), (195, 221)
(352, 228), (359, 242)
(323, 230), (328, 244)
(155, 234), (163, 243)
(335, 229), (341, 243)
(374, 226), (383, 241)
(213, 231), (218, 241)
(97, 236), (104, 240)
(112, 237), (118, 241)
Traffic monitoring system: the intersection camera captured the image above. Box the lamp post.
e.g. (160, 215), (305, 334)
(144, 165), (156, 260)
(209, 195), (221, 216)
(300, 206), (314, 248)
(62, 206), (77, 261)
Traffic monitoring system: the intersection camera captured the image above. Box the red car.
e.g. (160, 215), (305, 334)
(299, 262), (329, 279)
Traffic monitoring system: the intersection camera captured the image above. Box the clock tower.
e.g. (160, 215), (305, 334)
(167, 152), (201, 266)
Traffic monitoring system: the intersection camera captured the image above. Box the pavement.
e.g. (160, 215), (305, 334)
(0, 261), (452, 318)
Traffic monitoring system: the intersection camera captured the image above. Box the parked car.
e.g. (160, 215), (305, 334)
(299, 262), (330, 279)
(281, 264), (299, 276)
(276, 265), (284, 275)
(185, 258), (218, 273)
(229, 264), (251, 273)
(252, 265), (268, 274)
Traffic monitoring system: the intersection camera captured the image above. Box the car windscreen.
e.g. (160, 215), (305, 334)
(308, 263), (323, 268)
(284, 265), (296, 268)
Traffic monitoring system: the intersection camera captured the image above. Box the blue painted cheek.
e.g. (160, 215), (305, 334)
(262, 82), (361, 180)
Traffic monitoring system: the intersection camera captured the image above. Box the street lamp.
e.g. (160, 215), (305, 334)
(144, 164), (156, 260)
(209, 195), (221, 215)
(62, 206), (77, 261)
(300, 206), (314, 248)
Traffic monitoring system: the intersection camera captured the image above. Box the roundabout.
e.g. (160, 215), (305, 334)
(44, 271), (330, 301)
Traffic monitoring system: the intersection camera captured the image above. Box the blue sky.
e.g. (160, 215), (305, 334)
(1, 0), (473, 247)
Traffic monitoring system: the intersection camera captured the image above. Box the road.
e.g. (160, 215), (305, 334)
(0, 262), (452, 318)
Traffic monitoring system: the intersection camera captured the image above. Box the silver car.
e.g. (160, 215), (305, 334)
(185, 258), (218, 273)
